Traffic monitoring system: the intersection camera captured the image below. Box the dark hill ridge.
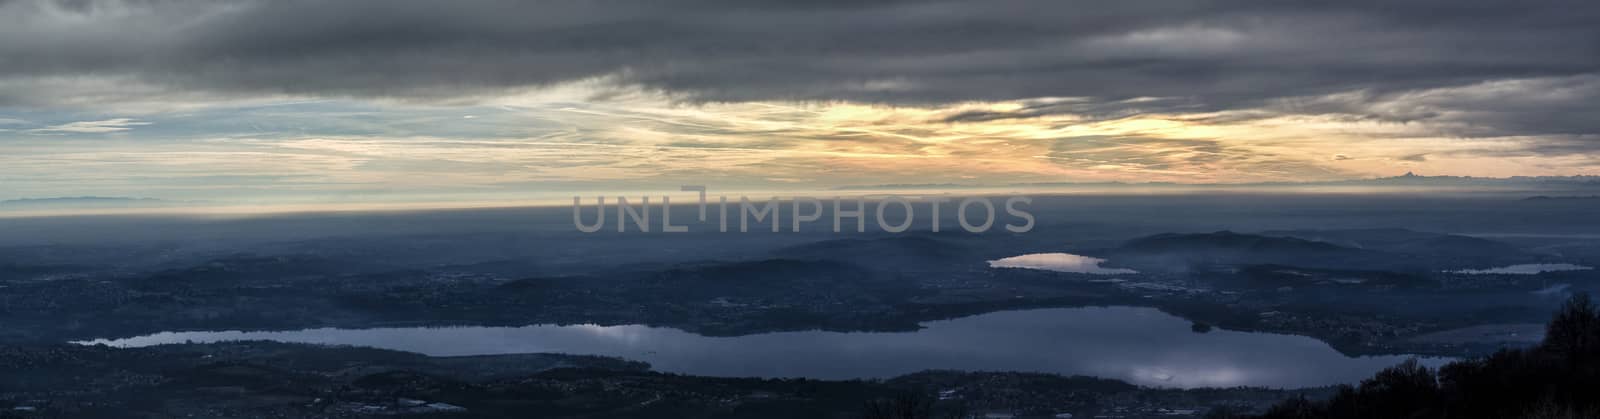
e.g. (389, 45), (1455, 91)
(652, 259), (871, 282)
(0, 340), (1321, 419)
(1259, 228), (1534, 267)
(1121, 231), (1356, 254)
(1108, 230), (1538, 271)
(775, 235), (980, 269)
(1106, 231), (1391, 271)
(1261, 228), (1521, 256)
(0, 263), (92, 282)
(136, 254), (375, 290)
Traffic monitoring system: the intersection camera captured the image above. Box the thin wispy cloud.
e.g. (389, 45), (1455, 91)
(28, 118), (150, 134)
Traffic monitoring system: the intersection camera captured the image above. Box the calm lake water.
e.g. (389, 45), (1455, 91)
(988, 253), (1137, 274)
(1449, 263), (1594, 275)
(77, 306), (1440, 388)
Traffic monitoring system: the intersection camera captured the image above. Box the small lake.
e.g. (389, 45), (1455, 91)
(77, 307), (1441, 389)
(1449, 264), (1594, 275)
(989, 253), (1137, 274)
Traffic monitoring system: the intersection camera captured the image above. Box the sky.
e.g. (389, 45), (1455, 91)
(1, 0), (1597, 205)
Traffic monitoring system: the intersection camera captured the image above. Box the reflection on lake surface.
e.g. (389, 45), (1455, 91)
(1450, 264), (1594, 275)
(989, 253), (1137, 274)
(77, 307), (1441, 388)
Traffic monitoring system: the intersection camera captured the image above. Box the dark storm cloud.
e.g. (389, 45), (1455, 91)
(2, 0), (1598, 142)
(1398, 153), (1428, 162)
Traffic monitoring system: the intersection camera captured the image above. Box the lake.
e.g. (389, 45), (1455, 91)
(76, 306), (1440, 389)
(988, 253), (1137, 274)
(1449, 264), (1594, 275)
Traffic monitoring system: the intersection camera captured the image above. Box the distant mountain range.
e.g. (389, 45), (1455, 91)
(0, 196), (182, 210)
(835, 173), (1600, 191)
(1522, 195), (1600, 201)
(1279, 172), (1600, 188)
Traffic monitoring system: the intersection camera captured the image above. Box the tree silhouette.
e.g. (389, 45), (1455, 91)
(860, 390), (969, 419)
(1249, 293), (1600, 419)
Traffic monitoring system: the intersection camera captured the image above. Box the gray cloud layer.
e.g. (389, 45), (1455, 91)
(2, 0), (1598, 144)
